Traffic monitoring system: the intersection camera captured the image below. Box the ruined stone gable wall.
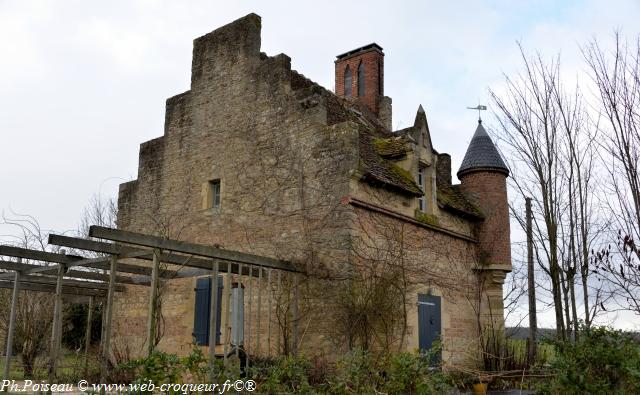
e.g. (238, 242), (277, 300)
(112, 14), (362, 358)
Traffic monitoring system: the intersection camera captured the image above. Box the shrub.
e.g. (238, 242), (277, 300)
(120, 351), (183, 388)
(250, 350), (455, 394)
(326, 349), (455, 395)
(538, 326), (640, 394)
(115, 346), (229, 393)
(249, 355), (314, 393)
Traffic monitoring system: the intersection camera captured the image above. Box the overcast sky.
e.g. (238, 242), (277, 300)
(1, 0), (639, 329)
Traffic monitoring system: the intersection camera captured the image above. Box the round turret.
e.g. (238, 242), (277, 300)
(458, 121), (511, 268)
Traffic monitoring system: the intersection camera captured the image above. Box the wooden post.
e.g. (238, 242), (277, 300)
(256, 268), (262, 356)
(49, 263), (65, 381)
(526, 197), (537, 365)
(292, 274), (300, 355)
(276, 271), (281, 355)
(146, 248), (161, 356)
(223, 262), (232, 366)
(84, 295), (94, 377)
(267, 269), (272, 356)
(2, 271), (20, 381)
(245, 266), (253, 372)
(235, 263), (243, 360)
(208, 260), (219, 382)
(100, 254), (118, 381)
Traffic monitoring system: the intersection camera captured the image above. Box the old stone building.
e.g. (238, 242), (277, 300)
(111, 13), (511, 368)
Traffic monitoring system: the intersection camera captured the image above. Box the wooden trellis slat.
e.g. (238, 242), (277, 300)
(88, 226), (300, 273)
(208, 259), (220, 382)
(1, 227), (299, 383)
(0, 280), (107, 297)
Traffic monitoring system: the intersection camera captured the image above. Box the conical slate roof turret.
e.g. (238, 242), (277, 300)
(457, 121), (509, 178)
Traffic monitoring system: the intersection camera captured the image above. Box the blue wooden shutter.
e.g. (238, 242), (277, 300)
(193, 277), (211, 345)
(193, 276), (224, 346)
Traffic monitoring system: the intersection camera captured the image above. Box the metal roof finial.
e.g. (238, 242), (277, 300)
(467, 104), (487, 124)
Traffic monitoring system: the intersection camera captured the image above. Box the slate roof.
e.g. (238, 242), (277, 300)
(359, 133), (423, 196)
(457, 122), (509, 177)
(437, 184), (484, 219)
(293, 77), (423, 196)
(290, 69), (487, 211)
(373, 136), (410, 159)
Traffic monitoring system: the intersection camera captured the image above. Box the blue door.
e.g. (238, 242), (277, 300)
(418, 294), (441, 362)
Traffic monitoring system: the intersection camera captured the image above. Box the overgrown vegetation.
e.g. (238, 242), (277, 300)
(538, 326), (640, 394)
(250, 349), (456, 394)
(103, 347), (457, 394)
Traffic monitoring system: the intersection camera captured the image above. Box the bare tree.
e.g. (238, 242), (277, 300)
(584, 33), (640, 315)
(78, 193), (117, 239)
(491, 43), (604, 340)
(490, 45), (568, 340)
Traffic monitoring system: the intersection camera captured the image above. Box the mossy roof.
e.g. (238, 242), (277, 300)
(373, 137), (410, 158)
(290, 70), (481, 210)
(437, 184), (484, 219)
(359, 133), (423, 196)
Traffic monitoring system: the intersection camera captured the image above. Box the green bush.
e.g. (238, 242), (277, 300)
(120, 351), (183, 389)
(538, 326), (640, 394)
(116, 347), (229, 393)
(250, 349), (455, 394)
(115, 347), (456, 394)
(249, 355), (315, 394)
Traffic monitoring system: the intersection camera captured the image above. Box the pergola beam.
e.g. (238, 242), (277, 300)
(89, 226), (300, 273)
(48, 234), (136, 256)
(86, 260), (177, 278)
(0, 260), (149, 286)
(19, 275), (125, 291)
(50, 234), (266, 277)
(0, 245), (153, 280)
(0, 280), (107, 297)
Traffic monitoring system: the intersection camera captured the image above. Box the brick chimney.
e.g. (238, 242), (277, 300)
(335, 43), (387, 119)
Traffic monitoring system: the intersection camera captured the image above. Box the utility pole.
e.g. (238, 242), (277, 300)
(526, 197), (537, 365)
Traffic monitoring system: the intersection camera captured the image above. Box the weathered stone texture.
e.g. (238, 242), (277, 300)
(109, 13), (511, 369)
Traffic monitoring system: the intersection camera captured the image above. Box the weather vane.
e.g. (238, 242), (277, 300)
(467, 104), (487, 123)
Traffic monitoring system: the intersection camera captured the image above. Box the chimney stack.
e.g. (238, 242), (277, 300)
(335, 43), (386, 118)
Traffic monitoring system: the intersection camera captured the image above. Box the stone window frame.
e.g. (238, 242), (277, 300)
(417, 166), (426, 212)
(203, 179), (222, 212)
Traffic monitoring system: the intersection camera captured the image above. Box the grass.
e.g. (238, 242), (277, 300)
(0, 350), (101, 381)
(506, 338), (555, 365)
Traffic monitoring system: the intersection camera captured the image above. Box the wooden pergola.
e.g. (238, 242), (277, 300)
(0, 226), (302, 383)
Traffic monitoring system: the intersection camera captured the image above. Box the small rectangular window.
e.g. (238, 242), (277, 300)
(209, 180), (221, 209)
(418, 167), (426, 212)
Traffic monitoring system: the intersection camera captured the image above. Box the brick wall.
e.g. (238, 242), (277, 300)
(335, 48), (384, 115)
(459, 171), (511, 268)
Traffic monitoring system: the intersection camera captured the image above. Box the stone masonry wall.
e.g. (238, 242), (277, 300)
(113, 14), (360, 358)
(109, 13), (502, 368)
